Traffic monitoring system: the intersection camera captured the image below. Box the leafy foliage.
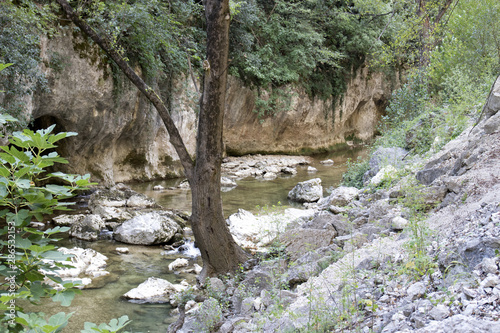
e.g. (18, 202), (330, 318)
(0, 1), (57, 128)
(229, 0), (391, 99)
(341, 157), (370, 189)
(73, 0), (205, 80)
(0, 122), (93, 332)
(81, 316), (131, 333)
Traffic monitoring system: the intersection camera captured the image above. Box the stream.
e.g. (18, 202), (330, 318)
(47, 147), (366, 332)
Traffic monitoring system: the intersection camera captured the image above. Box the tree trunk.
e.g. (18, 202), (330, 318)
(416, 0), (455, 68)
(190, 0), (249, 281)
(55, 0), (249, 280)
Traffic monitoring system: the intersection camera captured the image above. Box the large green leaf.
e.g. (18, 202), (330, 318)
(15, 178), (31, 189)
(15, 235), (33, 249)
(52, 290), (76, 307)
(45, 184), (72, 196)
(41, 250), (71, 261)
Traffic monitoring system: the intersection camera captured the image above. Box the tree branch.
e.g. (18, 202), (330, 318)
(55, 0), (194, 180)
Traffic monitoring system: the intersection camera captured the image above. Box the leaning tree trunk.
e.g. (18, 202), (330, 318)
(190, 0), (249, 281)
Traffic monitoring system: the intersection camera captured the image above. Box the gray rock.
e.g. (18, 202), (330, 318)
(280, 228), (337, 260)
(123, 277), (186, 303)
(416, 314), (500, 333)
(116, 247), (129, 254)
(221, 176), (237, 188)
(53, 214), (86, 226)
(69, 214), (105, 241)
(483, 75), (500, 120)
(428, 304), (450, 320)
(462, 237), (500, 269)
(391, 216), (409, 231)
(301, 211), (340, 231)
(113, 212), (181, 245)
(407, 282), (426, 300)
(281, 167), (297, 175)
(307, 166), (318, 173)
(481, 257), (499, 274)
(287, 178), (323, 203)
(240, 297), (255, 315)
(285, 251), (324, 286)
(416, 167), (449, 185)
(126, 194), (156, 208)
(240, 269), (273, 296)
(320, 186), (359, 207)
(208, 277), (226, 295)
(218, 317), (250, 333)
(422, 186), (448, 207)
(168, 258), (189, 271)
(480, 274), (500, 288)
(335, 232), (368, 252)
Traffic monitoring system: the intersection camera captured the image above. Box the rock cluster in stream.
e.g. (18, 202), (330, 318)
(53, 183), (189, 246)
(175, 80), (500, 332)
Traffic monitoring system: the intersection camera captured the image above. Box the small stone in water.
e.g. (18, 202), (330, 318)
(116, 247), (129, 254)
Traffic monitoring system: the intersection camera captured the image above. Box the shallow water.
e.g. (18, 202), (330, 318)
(130, 147), (367, 217)
(47, 147), (366, 332)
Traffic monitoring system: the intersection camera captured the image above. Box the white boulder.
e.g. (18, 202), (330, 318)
(114, 212), (180, 245)
(288, 178), (323, 203)
(123, 277), (187, 303)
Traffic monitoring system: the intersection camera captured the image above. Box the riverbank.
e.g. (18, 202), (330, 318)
(173, 78), (500, 332)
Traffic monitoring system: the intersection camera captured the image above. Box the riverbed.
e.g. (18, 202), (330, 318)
(47, 148), (366, 332)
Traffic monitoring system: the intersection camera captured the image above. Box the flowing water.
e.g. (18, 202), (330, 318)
(43, 147), (366, 332)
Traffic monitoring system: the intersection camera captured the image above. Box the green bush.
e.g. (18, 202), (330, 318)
(341, 157), (369, 189)
(0, 114), (129, 332)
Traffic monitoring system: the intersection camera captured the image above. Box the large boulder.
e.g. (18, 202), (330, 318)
(287, 178), (323, 203)
(69, 214), (105, 241)
(123, 277), (187, 303)
(113, 212), (181, 245)
(280, 228), (337, 261)
(304, 211), (350, 236)
(319, 186), (359, 208)
(227, 208), (315, 251)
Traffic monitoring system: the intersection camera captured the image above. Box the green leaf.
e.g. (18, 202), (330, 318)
(15, 235), (33, 249)
(0, 152), (16, 164)
(52, 289), (76, 307)
(0, 63), (13, 71)
(41, 250), (71, 261)
(45, 226), (71, 234)
(7, 209), (30, 227)
(47, 311), (73, 328)
(0, 183), (8, 198)
(48, 131), (78, 144)
(0, 165), (10, 177)
(45, 184), (72, 196)
(15, 178), (32, 189)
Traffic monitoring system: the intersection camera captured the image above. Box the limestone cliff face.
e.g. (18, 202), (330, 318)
(31, 32), (391, 184)
(33, 33), (197, 185)
(224, 66), (391, 155)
